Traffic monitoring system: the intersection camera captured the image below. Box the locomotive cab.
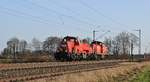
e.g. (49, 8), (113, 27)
(55, 36), (79, 61)
(91, 41), (108, 59)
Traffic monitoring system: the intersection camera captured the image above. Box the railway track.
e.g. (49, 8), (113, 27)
(0, 60), (126, 82)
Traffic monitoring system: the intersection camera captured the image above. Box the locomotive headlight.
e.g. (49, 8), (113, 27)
(64, 39), (66, 42)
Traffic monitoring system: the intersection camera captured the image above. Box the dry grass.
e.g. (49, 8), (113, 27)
(28, 62), (150, 82)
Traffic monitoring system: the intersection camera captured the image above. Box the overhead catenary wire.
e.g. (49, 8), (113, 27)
(78, 0), (131, 28)
(0, 0), (93, 36)
(0, 0), (91, 36)
(0, 9), (67, 35)
(58, 15), (64, 25)
(23, 0), (95, 31)
(46, 0), (96, 24)
(0, 5), (67, 32)
(0, 6), (51, 25)
(7, 0), (65, 25)
(95, 30), (110, 40)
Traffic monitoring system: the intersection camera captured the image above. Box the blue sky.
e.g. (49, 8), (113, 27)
(0, 0), (150, 53)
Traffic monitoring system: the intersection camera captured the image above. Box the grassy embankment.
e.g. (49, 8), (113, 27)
(28, 62), (149, 82)
(131, 65), (150, 82)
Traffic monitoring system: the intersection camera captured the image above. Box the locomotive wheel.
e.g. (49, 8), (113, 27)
(90, 54), (96, 60)
(58, 52), (68, 61)
(97, 55), (102, 60)
(82, 54), (87, 60)
(86, 55), (90, 60)
(94, 54), (98, 60)
(67, 54), (72, 61)
(77, 55), (83, 60)
(54, 52), (61, 61)
(87, 55), (93, 60)
(77, 55), (82, 61)
(71, 54), (77, 61)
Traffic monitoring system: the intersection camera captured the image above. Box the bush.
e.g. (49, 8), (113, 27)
(0, 51), (55, 63)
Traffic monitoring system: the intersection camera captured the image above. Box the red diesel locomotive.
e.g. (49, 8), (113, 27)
(55, 36), (108, 61)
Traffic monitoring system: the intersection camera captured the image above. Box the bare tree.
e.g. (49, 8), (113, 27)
(129, 33), (138, 46)
(115, 32), (138, 55)
(112, 37), (121, 55)
(43, 37), (61, 53)
(104, 37), (113, 55)
(115, 32), (130, 55)
(32, 38), (42, 51)
(104, 32), (138, 55)
(2, 48), (9, 57)
(6, 37), (19, 58)
(7, 40), (13, 55)
(19, 40), (27, 53)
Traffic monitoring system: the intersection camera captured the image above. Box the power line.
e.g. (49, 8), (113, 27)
(0, 5), (56, 25)
(0, 4), (72, 33)
(95, 30), (110, 40)
(12, 0), (65, 25)
(0, 2), (90, 35)
(57, 15), (64, 25)
(47, 0), (96, 23)
(78, 0), (131, 28)
(0, 9), (68, 34)
(23, 0), (94, 31)
(0, 6), (51, 25)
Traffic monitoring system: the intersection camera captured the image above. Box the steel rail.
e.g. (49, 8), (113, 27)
(0, 60), (126, 82)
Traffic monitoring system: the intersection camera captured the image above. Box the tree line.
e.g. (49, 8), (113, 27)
(104, 32), (138, 55)
(1, 36), (62, 59)
(0, 31), (139, 59)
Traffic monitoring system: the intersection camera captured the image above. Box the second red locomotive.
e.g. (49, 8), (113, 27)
(55, 36), (108, 61)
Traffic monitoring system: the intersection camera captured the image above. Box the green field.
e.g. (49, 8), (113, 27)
(131, 66), (150, 82)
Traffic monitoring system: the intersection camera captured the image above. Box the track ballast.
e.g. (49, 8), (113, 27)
(0, 60), (126, 82)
